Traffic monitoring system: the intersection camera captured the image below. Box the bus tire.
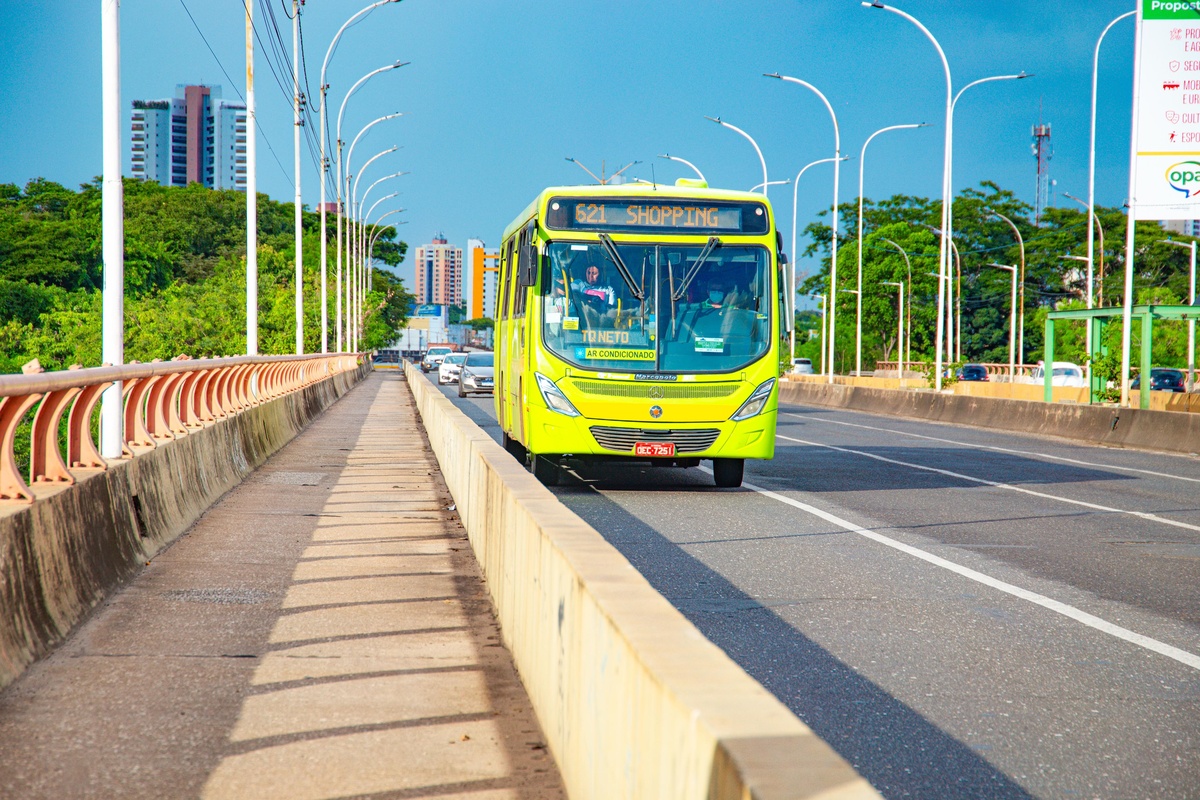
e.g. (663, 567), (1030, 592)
(712, 458), (744, 488)
(531, 455), (560, 486)
(503, 433), (527, 464)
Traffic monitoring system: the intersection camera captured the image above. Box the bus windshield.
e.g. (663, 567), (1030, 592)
(541, 241), (771, 373)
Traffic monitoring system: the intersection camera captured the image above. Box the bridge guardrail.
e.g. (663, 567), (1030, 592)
(0, 354), (363, 504)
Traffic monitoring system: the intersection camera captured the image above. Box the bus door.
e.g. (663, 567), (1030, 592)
(496, 237), (513, 435)
(509, 221), (537, 444)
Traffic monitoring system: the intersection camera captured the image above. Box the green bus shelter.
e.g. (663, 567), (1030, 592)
(1045, 304), (1200, 408)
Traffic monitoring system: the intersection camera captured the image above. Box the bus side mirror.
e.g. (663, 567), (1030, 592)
(779, 251), (788, 266)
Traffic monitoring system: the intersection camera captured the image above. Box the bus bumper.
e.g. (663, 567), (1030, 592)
(525, 406), (776, 461)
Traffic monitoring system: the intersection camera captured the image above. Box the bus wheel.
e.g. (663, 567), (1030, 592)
(712, 458), (744, 488)
(503, 433), (527, 464)
(531, 455), (560, 486)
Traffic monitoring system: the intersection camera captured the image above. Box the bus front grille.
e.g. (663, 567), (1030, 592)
(589, 426), (721, 454)
(571, 380), (739, 400)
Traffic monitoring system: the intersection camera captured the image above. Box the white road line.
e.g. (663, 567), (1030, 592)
(732, 463), (1200, 672)
(782, 410), (1200, 484)
(776, 432), (1200, 534)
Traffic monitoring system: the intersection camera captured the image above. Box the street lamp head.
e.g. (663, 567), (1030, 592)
(1017, 71), (1033, 80)
(704, 115), (722, 125)
(390, 60), (410, 69)
(763, 72), (782, 80)
(863, 1), (885, 7)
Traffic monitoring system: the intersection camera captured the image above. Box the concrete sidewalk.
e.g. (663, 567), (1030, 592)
(0, 372), (564, 799)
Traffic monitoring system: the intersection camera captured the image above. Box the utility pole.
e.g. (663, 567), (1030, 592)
(246, 0), (258, 355)
(293, 0), (303, 354)
(101, 0), (124, 457)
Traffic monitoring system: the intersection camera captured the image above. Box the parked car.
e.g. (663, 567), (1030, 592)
(458, 352), (495, 397)
(791, 357), (814, 375)
(1030, 361), (1086, 388)
(1131, 367), (1186, 392)
(421, 346), (455, 373)
(438, 353), (468, 384)
(956, 363), (989, 382)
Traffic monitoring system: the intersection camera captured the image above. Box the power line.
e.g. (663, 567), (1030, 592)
(176, 0), (296, 191)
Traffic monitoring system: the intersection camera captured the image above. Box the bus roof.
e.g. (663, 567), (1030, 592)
(501, 183), (775, 242)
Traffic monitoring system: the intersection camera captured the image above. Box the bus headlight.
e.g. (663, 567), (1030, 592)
(731, 378), (776, 421)
(536, 372), (581, 417)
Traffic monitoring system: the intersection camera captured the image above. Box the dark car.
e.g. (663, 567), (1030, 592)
(955, 363), (989, 382)
(1130, 368), (1187, 392)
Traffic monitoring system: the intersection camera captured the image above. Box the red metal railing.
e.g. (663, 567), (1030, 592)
(0, 354), (362, 504)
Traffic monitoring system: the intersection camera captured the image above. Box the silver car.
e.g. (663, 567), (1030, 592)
(457, 352), (495, 396)
(438, 353), (468, 384)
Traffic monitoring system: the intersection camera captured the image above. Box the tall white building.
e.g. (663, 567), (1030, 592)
(465, 237), (498, 320)
(130, 85), (247, 191)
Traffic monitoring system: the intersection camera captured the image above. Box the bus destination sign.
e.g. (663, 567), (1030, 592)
(546, 197), (768, 234)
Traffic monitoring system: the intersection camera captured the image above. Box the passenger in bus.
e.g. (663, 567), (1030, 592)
(684, 278), (754, 351)
(572, 264), (615, 328)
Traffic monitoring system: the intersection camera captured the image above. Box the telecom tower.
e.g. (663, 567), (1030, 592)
(1032, 119), (1053, 226)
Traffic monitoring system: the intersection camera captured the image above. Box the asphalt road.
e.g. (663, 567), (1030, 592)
(433, 378), (1200, 800)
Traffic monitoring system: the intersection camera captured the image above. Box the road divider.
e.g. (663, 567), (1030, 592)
(403, 361), (879, 800)
(779, 380), (1200, 456)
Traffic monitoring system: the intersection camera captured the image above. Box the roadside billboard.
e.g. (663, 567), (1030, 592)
(1134, 1), (1200, 220)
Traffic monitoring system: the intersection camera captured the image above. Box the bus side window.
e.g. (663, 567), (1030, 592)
(514, 226), (528, 318)
(499, 237), (513, 321)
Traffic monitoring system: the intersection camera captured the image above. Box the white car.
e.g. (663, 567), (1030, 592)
(1030, 361), (1085, 388)
(791, 357), (814, 375)
(438, 353), (468, 384)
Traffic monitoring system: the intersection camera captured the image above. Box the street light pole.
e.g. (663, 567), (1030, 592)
(348, 146), (398, 350)
(1089, 11), (1136, 340)
(883, 281), (905, 384)
(750, 179), (790, 193)
(987, 263), (1018, 384)
(813, 293), (828, 376)
(857, 122), (926, 377)
(318, 0), (403, 354)
(862, 3), (952, 388)
(881, 238), (913, 368)
(789, 156), (847, 366)
(989, 210), (1028, 364)
(245, 0), (257, 355)
(292, 0), (303, 354)
(705, 116), (768, 196)
(335, 61), (406, 351)
(765, 73), (842, 382)
(101, 0), (124, 457)
(658, 154), (706, 183)
(1160, 239), (1197, 390)
(1064, 192), (1107, 359)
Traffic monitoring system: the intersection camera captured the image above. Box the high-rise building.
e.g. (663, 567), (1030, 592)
(1163, 219), (1200, 237)
(464, 238), (498, 320)
(130, 85), (247, 191)
(414, 233), (463, 307)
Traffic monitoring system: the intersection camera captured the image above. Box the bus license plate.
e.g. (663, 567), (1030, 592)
(635, 442), (675, 457)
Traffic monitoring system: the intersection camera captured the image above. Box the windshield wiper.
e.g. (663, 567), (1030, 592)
(597, 233), (644, 300)
(672, 236), (721, 301)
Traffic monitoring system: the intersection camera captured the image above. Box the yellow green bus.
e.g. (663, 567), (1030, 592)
(494, 181), (787, 488)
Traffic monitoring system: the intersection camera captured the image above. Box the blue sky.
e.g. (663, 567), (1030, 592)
(0, 0), (1140, 294)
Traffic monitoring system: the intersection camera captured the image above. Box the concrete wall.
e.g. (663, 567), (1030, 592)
(0, 363), (368, 689)
(779, 379), (1200, 455)
(403, 362), (879, 800)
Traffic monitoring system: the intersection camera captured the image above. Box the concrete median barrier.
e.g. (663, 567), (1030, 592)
(778, 380), (1200, 456)
(403, 362), (879, 800)
(0, 362), (369, 690)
